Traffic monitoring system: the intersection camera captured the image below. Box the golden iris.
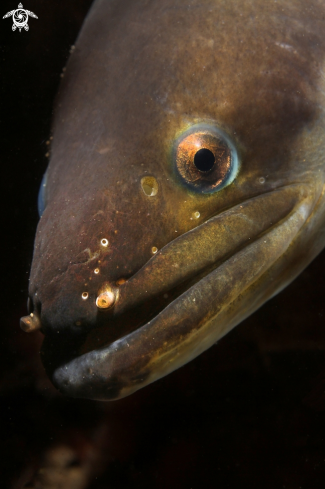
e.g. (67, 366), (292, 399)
(175, 125), (236, 192)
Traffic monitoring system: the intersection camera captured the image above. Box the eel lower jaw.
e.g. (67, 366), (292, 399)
(49, 183), (316, 400)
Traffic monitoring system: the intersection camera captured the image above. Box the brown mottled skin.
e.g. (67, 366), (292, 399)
(22, 0), (325, 400)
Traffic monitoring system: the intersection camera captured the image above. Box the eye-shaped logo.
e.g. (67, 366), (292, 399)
(3, 3), (38, 32)
(174, 124), (239, 193)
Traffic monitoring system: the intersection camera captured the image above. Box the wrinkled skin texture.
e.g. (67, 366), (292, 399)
(23, 0), (325, 400)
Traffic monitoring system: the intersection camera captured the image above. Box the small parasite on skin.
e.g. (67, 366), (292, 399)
(193, 211), (200, 219)
(94, 268), (100, 274)
(259, 177), (266, 184)
(81, 292), (89, 300)
(151, 246), (158, 254)
(100, 238), (109, 247)
(96, 290), (116, 309)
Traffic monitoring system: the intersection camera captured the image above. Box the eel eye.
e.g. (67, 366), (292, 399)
(174, 124), (238, 192)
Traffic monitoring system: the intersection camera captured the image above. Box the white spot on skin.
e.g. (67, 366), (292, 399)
(101, 238), (109, 247)
(275, 42), (296, 54)
(81, 292), (89, 300)
(193, 211), (200, 219)
(151, 247), (158, 254)
(94, 268), (100, 274)
(259, 177), (265, 184)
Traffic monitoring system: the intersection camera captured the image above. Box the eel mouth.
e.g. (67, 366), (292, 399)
(49, 183), (316, 400)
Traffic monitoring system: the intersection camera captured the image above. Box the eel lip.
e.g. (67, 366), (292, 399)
(49, 183), (316, 400)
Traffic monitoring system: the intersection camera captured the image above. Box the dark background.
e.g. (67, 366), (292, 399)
(1, 1), (325, 488)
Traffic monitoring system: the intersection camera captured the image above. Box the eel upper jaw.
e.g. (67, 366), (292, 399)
(49, 183), (317, 400)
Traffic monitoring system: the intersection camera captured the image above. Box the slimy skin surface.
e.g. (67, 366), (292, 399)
(21, 0), (325, 400)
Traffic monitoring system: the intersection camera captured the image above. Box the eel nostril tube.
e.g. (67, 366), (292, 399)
(96, 289), (116, 310)
(20, 313), (41, 333)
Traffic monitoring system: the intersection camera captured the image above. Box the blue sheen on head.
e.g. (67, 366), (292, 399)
(38, 170), (48, 217)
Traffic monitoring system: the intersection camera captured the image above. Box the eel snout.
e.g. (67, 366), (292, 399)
(49, 182), (317, 400)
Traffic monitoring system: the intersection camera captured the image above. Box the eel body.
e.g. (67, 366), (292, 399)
(21, 0), (325, 400)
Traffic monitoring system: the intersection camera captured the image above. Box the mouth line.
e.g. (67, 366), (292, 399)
(81, 183), (311, 350)
(50, 181), (315, 400)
